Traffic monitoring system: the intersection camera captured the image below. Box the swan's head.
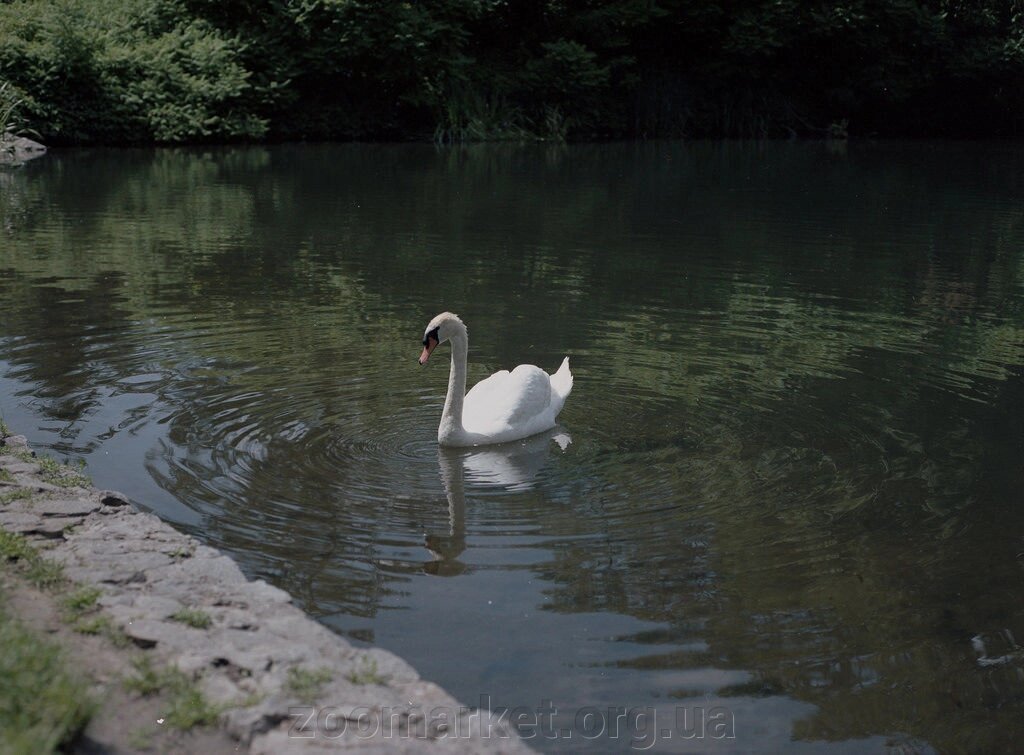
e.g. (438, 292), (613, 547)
(419, 312), (465, 365)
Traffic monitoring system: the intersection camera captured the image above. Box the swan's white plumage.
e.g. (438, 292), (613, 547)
(420, 312), (573, 447)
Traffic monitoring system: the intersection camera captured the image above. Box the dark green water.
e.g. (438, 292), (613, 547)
(2, 142), (1023, 752)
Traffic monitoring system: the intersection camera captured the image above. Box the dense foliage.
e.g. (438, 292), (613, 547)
(0, 0), (1022, 144)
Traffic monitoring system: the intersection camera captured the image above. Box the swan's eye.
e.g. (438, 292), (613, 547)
(423, 327), (440, 347)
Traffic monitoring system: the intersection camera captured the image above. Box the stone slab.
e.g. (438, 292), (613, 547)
(35, 498), (101, 517)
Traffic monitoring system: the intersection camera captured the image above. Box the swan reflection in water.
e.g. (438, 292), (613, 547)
(423, 429), (572, 576)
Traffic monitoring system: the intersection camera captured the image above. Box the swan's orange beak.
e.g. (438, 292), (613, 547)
(419, 336), (438, 365)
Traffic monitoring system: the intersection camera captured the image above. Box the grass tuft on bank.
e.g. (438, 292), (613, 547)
(286, 665), (333, 703)
(0, 529), (66, 589)
(170, 606), (212, 630)
(0, 581), (94, 752)
(124, 656), (223, 729)
(7, 446), (91, 488)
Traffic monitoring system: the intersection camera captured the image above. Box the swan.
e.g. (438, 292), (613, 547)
(418, 312), (573, 447)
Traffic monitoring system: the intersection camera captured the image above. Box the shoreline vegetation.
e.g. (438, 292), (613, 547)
(0, 423), (235, 753)
(0, 421), (529, 753)
(0, 1), (1023, 147)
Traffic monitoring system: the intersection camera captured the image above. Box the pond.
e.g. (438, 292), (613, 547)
(1, 141), (1023, 752)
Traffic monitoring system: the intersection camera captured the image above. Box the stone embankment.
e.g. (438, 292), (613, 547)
(0, 430), (530, 753)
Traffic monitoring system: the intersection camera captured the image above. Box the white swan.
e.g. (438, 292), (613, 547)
(418, 312), (573, 447)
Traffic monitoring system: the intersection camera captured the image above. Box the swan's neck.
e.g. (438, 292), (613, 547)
(439, 331), (468, 441)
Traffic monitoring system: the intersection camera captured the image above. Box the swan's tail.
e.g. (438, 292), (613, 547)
(550, 356), (573, 412)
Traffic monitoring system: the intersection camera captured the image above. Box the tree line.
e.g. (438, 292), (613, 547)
(1, 0), (1022, 145)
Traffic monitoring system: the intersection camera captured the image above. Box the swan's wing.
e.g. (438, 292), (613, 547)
(463, 365), (552, 433)
(463, 369), (510, 414)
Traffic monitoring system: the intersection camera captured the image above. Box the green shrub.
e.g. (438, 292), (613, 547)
(3, 0), (1024, 141)
(0, 0), (265, 143)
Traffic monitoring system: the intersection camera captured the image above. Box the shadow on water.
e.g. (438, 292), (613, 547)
(1, 141), (1024, 751)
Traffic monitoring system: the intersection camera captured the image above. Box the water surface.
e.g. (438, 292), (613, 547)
(2, 142), (1023, 752)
